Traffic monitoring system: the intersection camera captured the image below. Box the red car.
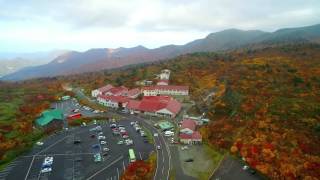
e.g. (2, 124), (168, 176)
(68, 113), (82, 119)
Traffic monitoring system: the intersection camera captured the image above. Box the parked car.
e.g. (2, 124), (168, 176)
(98, 136), (106, 140)
(122, 135), (129, 139)
(75, 157), (83, 162)
(164, 131), (174, 137)
(92, 144), (99, 149)
(36, 141), (44, 146)
(117, 140), (124, 145)
(110, 124), (117, 128)
(100, 141), (106, 145)
(181, 146), (188, 150)
(125, 139), (133, 145)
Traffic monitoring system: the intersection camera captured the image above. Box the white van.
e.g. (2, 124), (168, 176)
(164, 131), (174, 137)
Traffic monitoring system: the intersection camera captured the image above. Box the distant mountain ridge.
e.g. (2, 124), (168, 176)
(2, 23), (320, 81)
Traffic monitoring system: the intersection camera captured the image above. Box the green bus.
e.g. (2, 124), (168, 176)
(128, 149), (136, 162)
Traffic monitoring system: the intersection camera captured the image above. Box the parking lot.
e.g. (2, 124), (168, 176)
(4, 119), (154, 180)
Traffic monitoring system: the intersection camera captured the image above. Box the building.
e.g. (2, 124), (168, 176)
(157, 121), (175, 131)
(179, 131), (202, 144)
(180, 119), (197, 135)
(179, 119), (202, 144)
(126, 96), (181, 118)
(127, 88), (141, 99)
(91, 84), (113, 97)
(159, 69), (171, 80)
(157, 79), (169, 85)
(36, 109), (64, 129)
(97, 95), (129, 109)
(104, 86), (128, 96)
(142, 85), (189, 96)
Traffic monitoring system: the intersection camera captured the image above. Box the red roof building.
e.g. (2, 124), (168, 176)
(180, 119), (197, 134)
(97, 95), (129, 108)
(179, 131), (202, 144)
(127, 88), (141, 99)
(91, 84), (114, 97)
(126, 96), (181, 118)
(105, 86), (128, 96)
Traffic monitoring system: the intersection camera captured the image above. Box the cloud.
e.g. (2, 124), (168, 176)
(0, 0), (319, 52)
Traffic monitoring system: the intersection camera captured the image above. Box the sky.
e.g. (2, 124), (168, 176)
(0, 0), (319, 53)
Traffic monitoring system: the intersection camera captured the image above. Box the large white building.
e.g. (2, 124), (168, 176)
(142, 85), (189, 96)
(97, 95), (129, 109)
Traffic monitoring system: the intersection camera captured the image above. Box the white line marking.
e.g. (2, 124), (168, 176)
(87, 156), (123, 180)
(122, 161), (125, 171)
(24, 155), (35, 180)
(117, 168), (120, 180)
(139, 152), (142, 160)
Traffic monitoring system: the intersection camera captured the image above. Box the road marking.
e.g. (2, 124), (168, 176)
(117, 168), (120, 180)
(139, 152), (142, 160)
(87, 156), (123, 180)
(24, 155), (35, 180)
(162, 167), (164, 175)
(22, 152), (95, 158)
(122, 161), (126, 171)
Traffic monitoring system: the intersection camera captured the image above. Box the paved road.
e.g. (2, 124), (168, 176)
(211, 156), (264, 180)
(121, 114), (171, 180)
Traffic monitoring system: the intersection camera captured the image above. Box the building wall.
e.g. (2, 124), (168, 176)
(91, 89), (101, 97)
(142, 89), (188, 96)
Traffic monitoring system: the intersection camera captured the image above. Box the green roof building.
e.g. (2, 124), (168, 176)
(157, 121), (174, 131)
(36, 109), (64, 126)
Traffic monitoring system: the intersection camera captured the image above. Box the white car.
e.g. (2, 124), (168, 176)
(44, 156), (53, 165)
(125, 139), (133, 145)
(100, 141), (107, 145)
(242, 165), (249, 170)
(130, 122), (135, 126)
(98, 136), (106, 140)
(164, 131), (174, 137)
(157, 145), (161, 150)
(41, 167), (52, 173)
(36, 141), (44, 146)
(103, 147), (110, 152)
(153, 133), (158, 137)
(181, 146), (188, 150)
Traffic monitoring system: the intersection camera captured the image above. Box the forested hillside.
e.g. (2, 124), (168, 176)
(62, 43), (320, 179)
(1, 43), (319, 178)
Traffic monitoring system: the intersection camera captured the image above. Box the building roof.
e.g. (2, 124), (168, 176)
(98, 95), (129, 103)
(127, 100), (141, 110)
(142, 85), (189, 91)
(181, 119), (197, 131)
(36, 109), (63, 126)
(107, 86), (128, 95)
(127, 88), (140, 97)
(179, 131), (202, 140)
(157, 79), (169, 85)
(158, 121), (174, 130)
(98, 84), (114, 93)
(127, 96), (181, 115)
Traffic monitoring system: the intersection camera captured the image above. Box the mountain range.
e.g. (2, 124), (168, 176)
(2, 24), (320, 81)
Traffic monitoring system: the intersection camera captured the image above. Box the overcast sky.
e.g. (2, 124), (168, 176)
(0, 0), (319, 53)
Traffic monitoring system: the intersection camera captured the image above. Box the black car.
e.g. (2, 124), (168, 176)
(143, 138), (149, 143)
(185, 158), (194, 162)
(102, 152), (108, 156)
(74, 140), (81, 144)
(75, 157), (83, 162)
